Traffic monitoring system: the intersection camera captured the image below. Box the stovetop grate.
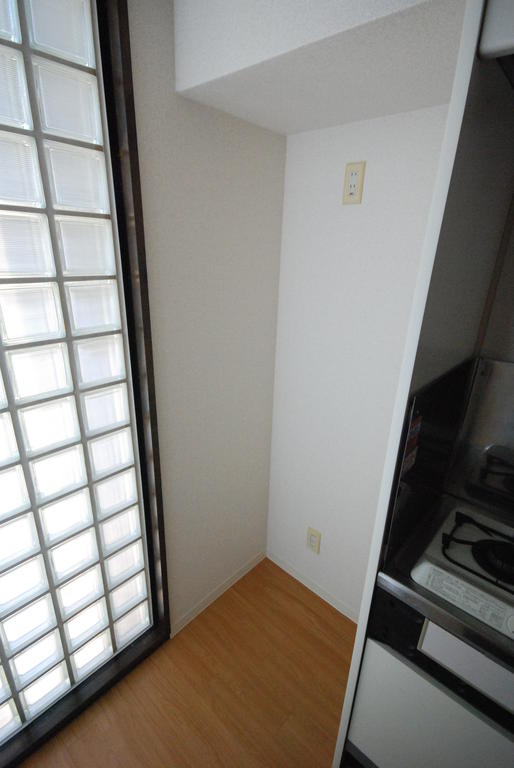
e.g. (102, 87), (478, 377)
(442, 512), (514, 597)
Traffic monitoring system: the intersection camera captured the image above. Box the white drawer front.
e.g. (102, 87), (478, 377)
(348, 640), (513, 768)
(419, 620), (514, 712)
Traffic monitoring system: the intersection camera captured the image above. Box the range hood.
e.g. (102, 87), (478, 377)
(480, 0), (514, 58)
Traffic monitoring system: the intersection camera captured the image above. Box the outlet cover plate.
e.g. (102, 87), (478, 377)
(307, 527), (321, 554)
(343, 161), (366, 204)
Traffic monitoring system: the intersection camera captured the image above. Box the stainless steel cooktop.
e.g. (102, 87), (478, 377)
(411, 504), (514, 640)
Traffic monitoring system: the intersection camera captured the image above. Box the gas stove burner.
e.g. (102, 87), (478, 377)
(441, 511), (514, 596)
(471, 539), (514, 585)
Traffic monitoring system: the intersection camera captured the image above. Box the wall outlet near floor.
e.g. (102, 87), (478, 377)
(343, 160), (366, 204)
(307, 527), (321, 554)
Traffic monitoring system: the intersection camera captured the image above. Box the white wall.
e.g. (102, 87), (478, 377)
(127, 0), (286, 634)
(412, 58), (514, 390)
(267, 105), (448, 620)
(174, 0), (426, 91)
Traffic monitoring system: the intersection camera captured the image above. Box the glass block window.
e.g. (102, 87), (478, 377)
(0, 0), (151, 744)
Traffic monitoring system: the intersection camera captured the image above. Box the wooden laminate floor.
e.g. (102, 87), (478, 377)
(21, 558), (356, 768)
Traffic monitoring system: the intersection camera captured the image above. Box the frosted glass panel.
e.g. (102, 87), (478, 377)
(71, 628), (111, 681)
(33, 57), (101, 144)
(0, 411), (18, 466)
(10, 628), (62, 689)
(30, 443), (86, 502)
(64, 597), (107, 652)
(49, 528), (97, 583)
(88, 427), (133, 479)
(0, 465), (29, 521)
(1, 594), (55, 655)
(0, 131), (44, 207)
(0, 556), (47, 616)
(0, 283), (64, 345)
(65, 280), (121, 335)
(110, 571), (146, 620)
(57, 564), (103, 619)
(94, 467), (137, 519)
(105, 539), (143, 589)
(74, 334), (125, 388)
(39, 488), (92, 545)
(0, 0), (21, 43)
(19, 660), (69, 718)
(7, 343), (72, 403)
(114, 601), (149, 648)
(0, 212), (54, 277)
(82, 383), (129, 436)
(25, 0), (95, 67)
(0, 45), (31, 129)
(19, 396), (79, 456)
(56, 216), (114, 276)
(100, 506), (140, 556)
(0, 513), (39, 570)
(0, 0), (150, 728)
(20, 396), (77, 455)
(0, 699), (20, 743)
(44, 141), (109, 213)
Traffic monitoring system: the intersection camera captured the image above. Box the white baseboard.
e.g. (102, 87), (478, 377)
(170, 551), (266, 637)
(266, 551), (358, 623)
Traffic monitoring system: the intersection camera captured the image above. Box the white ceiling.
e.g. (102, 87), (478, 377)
(176, 0), (466, 135)
(174, 0), (430, 91)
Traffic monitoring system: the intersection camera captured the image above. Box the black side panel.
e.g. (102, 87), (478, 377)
(381, 358), (477, 568)
(341, 741), (380, 768)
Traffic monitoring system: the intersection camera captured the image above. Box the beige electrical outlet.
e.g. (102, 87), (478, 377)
(343, 161), (366, 204)
(307, 527), (321, 554)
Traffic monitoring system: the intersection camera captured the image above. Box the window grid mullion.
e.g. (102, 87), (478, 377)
(0, 32), (96, 75)
(0, 80), (75, 683)
(0, 594), (57, 659)
(1, 328), (123, 352)
(0, 420), (130, 472)
(0, 589), (51, 626)
(0, 120), (104, 152)
(0, 204), (111, 219)
(16, 0), (119, 658)
(3, 376), (128, 411)
(63, 616), (108, 657)
(0, 275), (116, 285)
(0, 610), (24, 724)
(0, 684), (12, 707)
(0, 339), (74, 694)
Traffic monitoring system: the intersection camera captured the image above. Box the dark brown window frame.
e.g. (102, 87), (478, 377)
(0, 2), (169, 765)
